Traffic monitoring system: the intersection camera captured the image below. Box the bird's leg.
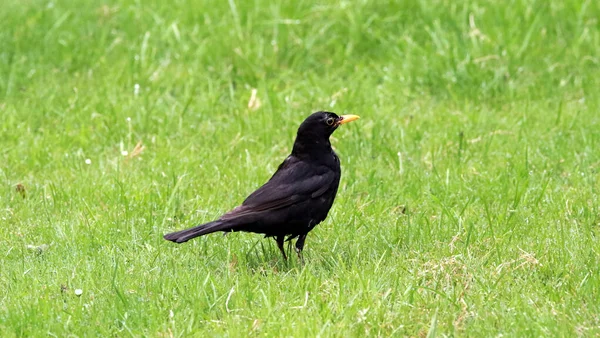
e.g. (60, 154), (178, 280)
(295, 234), (307, 264)
(275, 236), (287, 260)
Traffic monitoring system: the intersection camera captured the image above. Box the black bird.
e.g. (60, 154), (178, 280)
(163, 111), (360, 260)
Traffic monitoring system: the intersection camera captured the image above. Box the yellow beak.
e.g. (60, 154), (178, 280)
(338, 114), (360, 125)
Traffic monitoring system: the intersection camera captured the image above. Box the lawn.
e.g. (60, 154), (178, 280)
(1, 0), (599, 336)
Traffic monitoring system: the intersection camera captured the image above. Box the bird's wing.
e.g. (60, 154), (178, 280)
(220, 156), (336, 219)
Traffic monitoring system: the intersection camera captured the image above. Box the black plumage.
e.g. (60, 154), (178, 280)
(163, 111), (359, 260)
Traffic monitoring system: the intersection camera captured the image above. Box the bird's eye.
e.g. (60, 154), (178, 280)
(326, 117), (335, 126)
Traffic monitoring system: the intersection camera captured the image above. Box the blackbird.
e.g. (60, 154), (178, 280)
(163, 111), (359, 260)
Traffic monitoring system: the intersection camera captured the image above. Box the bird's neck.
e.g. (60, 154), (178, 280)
(291, 136), (332, 159)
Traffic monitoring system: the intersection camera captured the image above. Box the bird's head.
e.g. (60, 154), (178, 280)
(296, 111), (360, 139)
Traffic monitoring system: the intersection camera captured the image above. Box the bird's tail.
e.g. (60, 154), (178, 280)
(163, 220), (231, 243)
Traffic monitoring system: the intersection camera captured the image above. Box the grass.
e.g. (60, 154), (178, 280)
(1, 0), (599, 336)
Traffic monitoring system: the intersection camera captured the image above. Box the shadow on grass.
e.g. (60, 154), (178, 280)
(241, 239), (304, 274)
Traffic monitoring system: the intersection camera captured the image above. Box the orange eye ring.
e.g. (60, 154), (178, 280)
(326, 117), (335, 126)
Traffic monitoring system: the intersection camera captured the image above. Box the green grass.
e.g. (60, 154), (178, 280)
(1, 0), (599, 336)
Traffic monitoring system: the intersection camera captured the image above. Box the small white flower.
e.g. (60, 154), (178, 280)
(357, 308), (369, 322)
(85, 159), (92, 165)
(126, 117), (131, 122)
(134, 84), (140, 96)
(75, 289), (83, 296)
(121, 150), (129, 156)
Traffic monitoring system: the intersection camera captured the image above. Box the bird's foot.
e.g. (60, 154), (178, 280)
(295, 247), (305, 265)
(275, 236), (288, 260)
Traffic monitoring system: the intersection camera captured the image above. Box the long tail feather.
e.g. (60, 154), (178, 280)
(163, 220), (231, 243)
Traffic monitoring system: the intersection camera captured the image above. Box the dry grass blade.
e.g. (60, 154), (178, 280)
(127, 141), (145, 160)
(248, 88), (261, 111)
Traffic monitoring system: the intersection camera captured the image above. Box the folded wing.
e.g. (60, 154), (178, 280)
(220, 156), (336, 220)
